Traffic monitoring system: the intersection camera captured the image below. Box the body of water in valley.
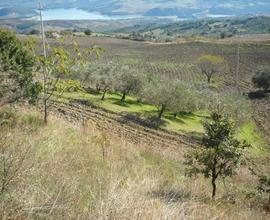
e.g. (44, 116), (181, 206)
(39, 8), (140, 20)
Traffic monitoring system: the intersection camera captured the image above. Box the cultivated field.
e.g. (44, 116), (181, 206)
(48, 35), (270, 139)
(50, 35), (270, 91)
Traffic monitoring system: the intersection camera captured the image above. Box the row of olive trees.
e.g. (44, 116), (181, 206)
(78, 60), (252, 122)
(77, 62), (143, 102)
(78, 62), (204, 118)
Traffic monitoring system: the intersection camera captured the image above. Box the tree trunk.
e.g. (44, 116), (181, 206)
(121, 92), (126, 102)
(101, 89), (107, 101)
(211, 177), (217, 200)
(44, 98), (48, 124)
(207, 75), (211, 84)
(158, 104), (165, 119)
(96, 84), (101, 93)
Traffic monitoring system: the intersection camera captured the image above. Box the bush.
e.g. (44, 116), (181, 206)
(252, 66), (270, 92)
(84, 29), (92, 36)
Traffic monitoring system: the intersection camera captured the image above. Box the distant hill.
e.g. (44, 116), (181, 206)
(0, 0), (270, 19)
(1, 16), (269, 42)
(136, 16), (270, 37)
(112, 16), (270, 41)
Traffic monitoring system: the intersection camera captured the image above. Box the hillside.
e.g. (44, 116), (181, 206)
(1, 16), (270, 41)
(1, 103), (269, 219)
(1, 21), (270, 219)
(115, 16), (270, 40)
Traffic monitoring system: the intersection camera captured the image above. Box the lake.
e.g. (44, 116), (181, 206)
(40, 8), (140, 20)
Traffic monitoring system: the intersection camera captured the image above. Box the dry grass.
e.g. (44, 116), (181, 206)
(0, 105), (269, 219)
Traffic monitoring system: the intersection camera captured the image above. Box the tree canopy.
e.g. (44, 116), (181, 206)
(185, 111), (249, 199)
(0, 29), (41, 106)
(252, 66), (270, 92)
(197, 55), (227, 84)
(113, 65), (143, 102)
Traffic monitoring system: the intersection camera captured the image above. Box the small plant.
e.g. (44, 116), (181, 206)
(257, 173), (270, 208)
(250, 167), (270, 210)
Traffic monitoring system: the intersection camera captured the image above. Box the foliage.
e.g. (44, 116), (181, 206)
(141, 77), (175, 118)
(257, 173), (270, 207)
(199, 88), (252, 126)
(185, 111), (249, 199)
(28, 29), (40, 35)
(0, 29), (41, 106)
(56, 79), (84, 93)
(250, 166), (270, 207)
(168, 82), (200, 114)
(252, 66), (270, 92)
(142, 77), (201, 118)
(113, 65), (143, 102)
(33, 38), (103, 123)
(197, 55), (227, 83)
(84, 29), (92, 36)
(257, 173), (270, 196)
(81, 62), (116, 99)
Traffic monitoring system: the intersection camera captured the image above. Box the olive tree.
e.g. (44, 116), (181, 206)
(168, 82), (200, 118)
(90, 62), (116, 100)
(141, 77), (173, 118)
(113, 65), (143, 103)
(0, 29), (41, 107)
(142, 77), (201, 119)
(198, 87), (251, 126)
(252, 66), (270, 93)
(185, 111), (249, 199)
(197, 55), (227, 84)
